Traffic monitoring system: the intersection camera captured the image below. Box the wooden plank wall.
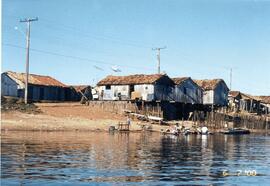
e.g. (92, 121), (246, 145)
(198, 111), (270, 131)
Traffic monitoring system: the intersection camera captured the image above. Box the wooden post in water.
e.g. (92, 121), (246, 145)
(157, 103), (160, 117)
(266, 117), (268, 132)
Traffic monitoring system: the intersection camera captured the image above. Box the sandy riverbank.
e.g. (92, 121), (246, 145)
(1, 102), (168, 132)
(2, 102), (267, 133)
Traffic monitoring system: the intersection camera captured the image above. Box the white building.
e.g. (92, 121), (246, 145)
(97, 74), (175, 101)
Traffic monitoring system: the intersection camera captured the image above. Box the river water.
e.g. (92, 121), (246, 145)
(1, 131), (270, 185)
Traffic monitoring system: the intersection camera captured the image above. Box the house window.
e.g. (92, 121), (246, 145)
(105, 85), (111, 90)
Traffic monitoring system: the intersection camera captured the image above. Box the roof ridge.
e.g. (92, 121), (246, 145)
(5, 71), (67, 87)
(7, 71), (53, 78)
(97, 73), (171, 86)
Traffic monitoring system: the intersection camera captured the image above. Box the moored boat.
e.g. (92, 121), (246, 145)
(221, 128), (250, 135)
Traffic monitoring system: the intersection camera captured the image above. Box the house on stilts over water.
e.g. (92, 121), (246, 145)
(96, 74), (175, 101)
(228, 91), (269, 114)
(172, 77), (203, 104)
(194, 79), (229, 107)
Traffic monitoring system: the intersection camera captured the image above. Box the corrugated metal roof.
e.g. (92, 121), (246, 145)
(5, 71), (67, 87)
(172, 77), (190, 85)
(194, 79), (228, 91)
(97, 74), (171, 85)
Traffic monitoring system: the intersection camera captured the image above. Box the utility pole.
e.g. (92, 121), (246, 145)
(20, 17), (38, 104)
(152, 46), (166, 74)
(230, 68), (232, 90)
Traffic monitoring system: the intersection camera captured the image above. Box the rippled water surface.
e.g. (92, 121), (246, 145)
(1, 131), (270, 185)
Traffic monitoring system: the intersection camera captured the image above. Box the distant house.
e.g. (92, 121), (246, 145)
(258, 96), (270, 114)
(194, 79), (229, 106)
(97, 74), (175, 101)
(70, 85), (93, 101)
(1, 71), (77, 101)
(240, 93), (261, 114)
(172, 77), (203, 104)
(228, 91), (242, 112)
(228, 91), (263, 114)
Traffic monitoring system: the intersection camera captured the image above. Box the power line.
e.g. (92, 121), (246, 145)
(3, 43), (155, 71)
(4, 27), (152, 61)
(39, 18), (155, 49)
(39, 23), (152, 49)
(4, 14), (155, 49)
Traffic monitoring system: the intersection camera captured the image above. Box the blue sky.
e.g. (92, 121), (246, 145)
(2, 0), (270, 95)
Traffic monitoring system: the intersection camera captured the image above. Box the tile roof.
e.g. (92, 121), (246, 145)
(258, 96), (270, 104)
(241, 93), (261, 101)
(194, 79), (228, 91)
(5, 71), (67, 87)
(172, 77), (190, 85)
(229, 91), (266, 102)
(229, 91), (241, 98)
(97, 74), (171, 85)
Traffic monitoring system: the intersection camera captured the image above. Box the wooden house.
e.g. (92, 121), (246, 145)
(70, 85), (93, 102)
(1, 71), (77, 101)
(228, 91), (241, 112)
(96, 74), (175, 101)
(257, 96), (270, 114)
(239, 93), (261, 114)
(172, 77), (203, 104)
(228, 91), (264, 114)
(194, 79), (229, 106)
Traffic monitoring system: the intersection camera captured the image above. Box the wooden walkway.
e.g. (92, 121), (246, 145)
(118, 122), (130, 131)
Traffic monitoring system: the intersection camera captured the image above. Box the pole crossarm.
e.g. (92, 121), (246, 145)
(20, 17), (38, 23)
(152, 46), (166, 74)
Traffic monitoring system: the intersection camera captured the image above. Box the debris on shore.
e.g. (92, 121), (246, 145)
(1, 96), (41, 114)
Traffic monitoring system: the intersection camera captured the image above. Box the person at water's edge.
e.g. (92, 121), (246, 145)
(127, 116), (131, 126)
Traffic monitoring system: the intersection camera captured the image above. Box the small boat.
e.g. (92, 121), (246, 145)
(221, 128), (250, 135)
(161, 129), (179, 136)
(183, 129), (191, 135)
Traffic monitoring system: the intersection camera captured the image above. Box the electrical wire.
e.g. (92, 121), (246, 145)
(3, 43), (155, 71)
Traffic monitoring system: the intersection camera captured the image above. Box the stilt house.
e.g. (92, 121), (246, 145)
(97, 74), (175, 101)
(194, 79), (229, 106)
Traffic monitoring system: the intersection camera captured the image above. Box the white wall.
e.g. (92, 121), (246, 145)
(97, 84), (155, 101)
(1, 74), (18, 97)
(134, 84), (154, 101)
(203, 90), (214, 105)
(98, 85), (130, 100)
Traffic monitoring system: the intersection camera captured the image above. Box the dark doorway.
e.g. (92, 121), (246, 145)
(39, 87), (44, 100)
(57, 88), (62, 101)
(64, 88), (71, 101)
(28, 86), (33, 100)
(129, 85), (134, 98)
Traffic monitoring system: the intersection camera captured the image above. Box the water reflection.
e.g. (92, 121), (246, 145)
(1, 131), (270, 185)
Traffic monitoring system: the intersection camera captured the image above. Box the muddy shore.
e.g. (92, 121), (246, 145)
(1, 102), (170, 132)
(2, 102), (267, 133)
